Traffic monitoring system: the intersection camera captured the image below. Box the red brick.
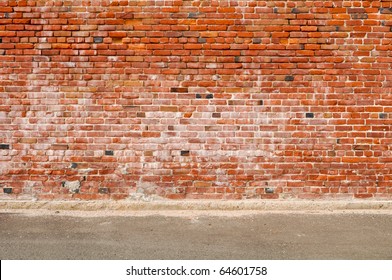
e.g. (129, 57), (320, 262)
(0, 31), (16, 37)
(109, 31), (127, 37)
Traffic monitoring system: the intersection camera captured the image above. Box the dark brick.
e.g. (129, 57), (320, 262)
(351, 14), (368, 19)
(71, 163), (78, 169)
(379, 8), (392, 14)
(188, 12), (203, 18)
(379, 113), (387, 119)
(265, 187), (274, 194)
(3, 187), (12, 194)
(259, 100), (264, 105)
(285, 75), (294, 81)
(181, 150), (190, 156)
(273, 8), (278, 13)
(212, 113), (221, 118)
(291, 8), (300, 14)
(206, 94), (213, 99)
(188, 12), (197, 18)
(306, 112), (314, 118)
(137, 112), (145, 118)
(98, 187), (109, 194)
(105, 150), (114, 156)
(0, 144), (10, 149)
(93, 37), (103, 43)
(171, 87), (188, 93)
(253, 38), (261, 44)
(0, 38), (2, 43)
(234, 56), (240, 63)
(198, 37), (207, 43)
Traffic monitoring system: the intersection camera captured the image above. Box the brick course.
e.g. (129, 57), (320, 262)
(1, 0), (392, 200)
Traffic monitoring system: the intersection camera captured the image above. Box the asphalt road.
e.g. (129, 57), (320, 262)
(0, 211), (391, 259)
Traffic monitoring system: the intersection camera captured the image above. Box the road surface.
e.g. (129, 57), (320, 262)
(0, 210), (391, 259)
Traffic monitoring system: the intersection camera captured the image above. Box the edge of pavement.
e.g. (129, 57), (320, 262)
(0, 199), (392, 212)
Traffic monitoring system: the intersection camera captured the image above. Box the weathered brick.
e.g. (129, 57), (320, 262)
(36, 43), (51, 49)
(52, 144), (69, 150)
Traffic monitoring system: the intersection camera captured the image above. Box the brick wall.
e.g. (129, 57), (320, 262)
(1, 0), (392, 200)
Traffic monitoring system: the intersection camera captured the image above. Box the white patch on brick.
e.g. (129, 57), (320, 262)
(62, 181), (80, 193)
(128, 182), (166, 201)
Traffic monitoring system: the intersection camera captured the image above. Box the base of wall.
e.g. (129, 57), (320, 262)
(1, 200), (392, 213)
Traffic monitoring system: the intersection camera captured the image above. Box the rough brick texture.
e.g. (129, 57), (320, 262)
(1, 0), (392, 200)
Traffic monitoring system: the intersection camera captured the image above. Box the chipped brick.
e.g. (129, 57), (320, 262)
(3, 187), (12, 194)
(98, 187), (109, 194)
